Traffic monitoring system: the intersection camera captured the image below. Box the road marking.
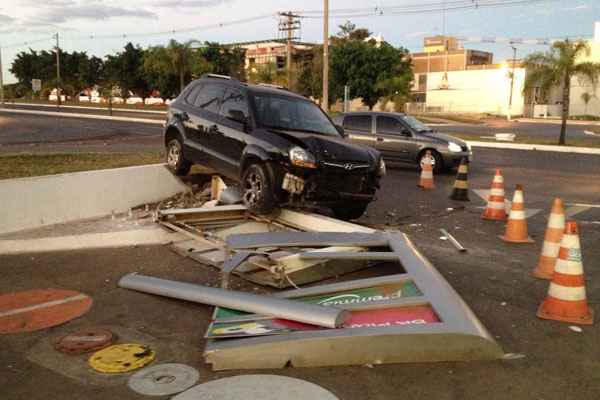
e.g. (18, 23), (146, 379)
(0, 108), (163, 125)
(0, 294), (88, 317)
(466, 141), (600, 155)
(473, 189), (541, 218)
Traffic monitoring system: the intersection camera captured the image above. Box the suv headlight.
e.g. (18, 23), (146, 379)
(448, 142), (463, 153)
(289, 146), (317, 169)
(378, 158), (386, 176)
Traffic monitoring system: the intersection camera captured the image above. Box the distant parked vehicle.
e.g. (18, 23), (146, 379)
(145, 97), (165, 106)
(126, 96), (144, 105)
(333, 112), (472, 173)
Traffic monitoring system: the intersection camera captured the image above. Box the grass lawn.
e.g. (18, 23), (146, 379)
(0, 152), (165, 180)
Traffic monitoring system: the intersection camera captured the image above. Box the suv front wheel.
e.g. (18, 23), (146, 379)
(241, 163), (278, 214)
(331, 202), (369, 221)
(166, 138), (191, 176)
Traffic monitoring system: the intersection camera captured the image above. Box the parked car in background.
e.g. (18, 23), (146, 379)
(163, 74), (385, 219)
(333, 112), (472, 173)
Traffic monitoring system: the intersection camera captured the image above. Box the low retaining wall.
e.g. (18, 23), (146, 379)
(0, 164), (187, 235)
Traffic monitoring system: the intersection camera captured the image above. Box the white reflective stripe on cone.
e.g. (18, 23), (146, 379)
(541, 241), (561, 257)
(548, 214), (565, 229)
(493, 176), (504, 183)
(548, 283), (587, 301)
(421, 171), (433, 178)
(554, 258), (584, 275)
(513, 191), (524, 203)
(560, 234), (580, 249)
(487, 201), (505, 210)
(490, 188), (504, 196)
(509, 210), (526, 220)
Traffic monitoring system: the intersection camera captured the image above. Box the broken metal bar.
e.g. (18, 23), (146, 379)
(439, 229), (466, 252)
(221, 251), (254, 289)
(227, 231), (388, 250)
(118, 273), (349, 328)
(299, 251), (398, 261)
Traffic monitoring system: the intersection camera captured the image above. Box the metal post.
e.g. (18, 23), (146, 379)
(322, 0), (329, 112)
(508, 45), (517, 121)
(286, 11), (292, 89)
(55, 33), (61, 109)
(0, 44), (4, 105)
(344, 85), (349, 112)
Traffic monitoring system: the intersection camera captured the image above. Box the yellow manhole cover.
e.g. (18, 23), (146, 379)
(89, 343), (155, 373)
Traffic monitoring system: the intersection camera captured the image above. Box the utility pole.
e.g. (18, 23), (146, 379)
(0, 44), (4, 105)
(508, 45), (517, 121)
(278, 12), (300, 90)
(322, 0), (329, 111)
(55, 33), (61, 109)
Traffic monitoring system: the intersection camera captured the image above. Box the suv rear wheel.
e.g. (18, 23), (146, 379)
(166, 138), (191, 176)
(241, 163), (278, 214)
(331, 202), (369, 221)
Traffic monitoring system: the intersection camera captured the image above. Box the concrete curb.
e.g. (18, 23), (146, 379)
(0, 164), (188, 235)
(516, 118), (600, 126)
(5, 102), (165, 114)
(466, 140), (600, 155)
(0, 107), (163, 125)
(0, 228), (185, 255)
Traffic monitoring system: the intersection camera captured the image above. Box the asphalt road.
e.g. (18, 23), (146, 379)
(437, 118), (600, 141)
(1, 146), (599, 399)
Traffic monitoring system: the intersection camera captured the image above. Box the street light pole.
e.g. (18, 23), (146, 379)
(508, 45), (517, 121)
(322, 0), (329, 112)
(55, 33), (61, 110)
(0, 44), (4, 105)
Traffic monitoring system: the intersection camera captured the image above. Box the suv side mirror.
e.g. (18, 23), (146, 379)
(335, 124), (346, 137)
(401, 128), (411, 136)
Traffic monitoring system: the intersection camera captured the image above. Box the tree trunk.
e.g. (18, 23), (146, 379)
(179, 69), (185, 94)
(559, 72), (570, 146)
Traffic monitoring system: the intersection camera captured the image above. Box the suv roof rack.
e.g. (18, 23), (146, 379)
(257, 82), (288, 91)
(204, 73), (232, 80)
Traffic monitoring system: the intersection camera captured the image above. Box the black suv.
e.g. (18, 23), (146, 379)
(163, 74), (385, 220)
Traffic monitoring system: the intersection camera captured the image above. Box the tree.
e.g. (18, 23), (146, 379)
(104, 43), (150, 101)
(336, 21), (371, 42)
(143, 40), (211, 95)
(202, 42), (246, 80)
(523, 40), (600, 145)
(580, 92), (595, 115)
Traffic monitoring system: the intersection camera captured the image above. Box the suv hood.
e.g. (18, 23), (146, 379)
(269, 129), (379, 164)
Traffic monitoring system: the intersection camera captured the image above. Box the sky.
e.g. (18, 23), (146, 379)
(1, 0), (600, 84)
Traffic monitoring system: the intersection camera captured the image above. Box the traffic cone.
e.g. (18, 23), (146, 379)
(482, 169), (507, 221)
(449, 157), (469, 201)
(537, 221), (593, 325)
(499, 184), (534, 243)
(533, 198), (565, 279)
(418, 150), (435, 189)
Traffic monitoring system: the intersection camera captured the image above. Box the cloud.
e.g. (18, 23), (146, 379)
(35, 3), (157, 24)
(0, 13), (16, 24)
(151, 0), (232, 8)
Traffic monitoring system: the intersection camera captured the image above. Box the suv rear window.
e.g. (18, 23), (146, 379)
(343, 115), (371, 133)
(194, 83), (226, 113)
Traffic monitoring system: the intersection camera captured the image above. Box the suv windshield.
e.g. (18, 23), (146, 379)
(251, 92), (340, 137)
(400, 115), (432, 132)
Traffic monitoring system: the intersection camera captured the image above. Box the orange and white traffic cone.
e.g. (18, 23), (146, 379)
(499, 184), (534, 243)
(418, 150), (435, 189)
(537, 221), (593, 325)
(482, 169), (507, 221)
(532, 198), (565, 279)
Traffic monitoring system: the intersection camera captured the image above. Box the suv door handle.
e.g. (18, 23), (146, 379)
(376, 137), (384, 142)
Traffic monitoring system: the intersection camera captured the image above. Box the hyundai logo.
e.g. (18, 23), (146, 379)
(344, 163), (354, 170)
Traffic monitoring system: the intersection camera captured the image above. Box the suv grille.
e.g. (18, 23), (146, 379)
(321, 161), (370, 171)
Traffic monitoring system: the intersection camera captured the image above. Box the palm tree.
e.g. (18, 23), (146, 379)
(143, 40), (211, 94)
(523, 40), (600, 145)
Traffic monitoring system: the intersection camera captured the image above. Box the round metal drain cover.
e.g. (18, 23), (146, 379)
(55, 328), (116, 355)
(128, 363), (200, 396)
(172, 375), (339, 400)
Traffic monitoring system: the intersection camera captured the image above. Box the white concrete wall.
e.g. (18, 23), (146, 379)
(0, 164), (188, 235)
(425, 68), (526, 115)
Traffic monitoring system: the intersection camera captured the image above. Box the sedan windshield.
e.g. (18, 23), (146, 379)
(400, 115), (432, 132)
(251, 92), (340, 137)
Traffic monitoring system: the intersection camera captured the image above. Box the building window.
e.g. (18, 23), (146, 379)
(276, 56), (285, 69)
(249, 58), (256, 66)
